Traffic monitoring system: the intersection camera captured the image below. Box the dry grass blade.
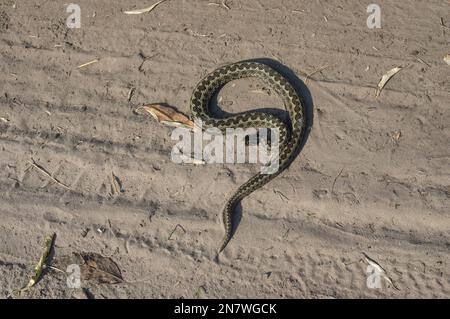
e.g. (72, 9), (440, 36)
(363, 253), (386, 273)
(168, 224), (187, 240)
(376, 66), (403, 98)
(124, 0), (168, 15)
(221, 0), (230, 10)
(14, 233), (56, 296)
(305, 65), (332, 84)
(77, 59), (98, 69)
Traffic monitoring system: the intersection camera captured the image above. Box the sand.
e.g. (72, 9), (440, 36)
(0, 0), (449, 298)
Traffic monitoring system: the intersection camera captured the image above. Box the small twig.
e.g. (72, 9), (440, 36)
(440, 17), (448, 38)
(305, 65), (332, 83)
(30, 158), (71, 190)
(47, 265), (66, 274)
(282, 227), (291, 240)
(107, 219), (119, 240)
(274, 189), (289, 201)
(416, 57), (431, 67)
(168, 224), (186, 240)
(331, 167), (344, 195)
(127, 88), (135, 102)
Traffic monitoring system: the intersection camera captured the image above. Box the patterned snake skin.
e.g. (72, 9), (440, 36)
(190, 61), (306, 253)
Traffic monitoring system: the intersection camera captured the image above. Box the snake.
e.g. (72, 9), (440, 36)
(190, 61), (306, 253)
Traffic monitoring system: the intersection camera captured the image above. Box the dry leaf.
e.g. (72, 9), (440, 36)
(124, 0), (167, 15)
(80, 253), (123, 284)
(376, 67), (403, 98)
(444, 54), (450, 66)
(15, 233), (56, 296)
(136, 104), (194, 129)
(55, 252), (123, 284)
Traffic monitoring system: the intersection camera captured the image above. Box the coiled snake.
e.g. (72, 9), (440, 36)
(190, 61), (306, 253)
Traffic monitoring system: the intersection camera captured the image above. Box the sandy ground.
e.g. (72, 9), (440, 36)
(0, 0), (449, 299)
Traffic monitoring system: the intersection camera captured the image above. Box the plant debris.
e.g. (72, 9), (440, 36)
(444, 54), (450, 66)
(363, 253), (399, 290)
(136, 104), (194, 129)
(124, 0), (168, 15)
(31, 158), (71, 190)
(29, 158), (71, 190)
(376, 66), (403, 98)
(168, 224), (186, 240)
(110, 171), (124, 194)
(392, 130), (401, 141)
(14, 233), (56, 296)
(55, 252), (123, 284)
(77, 59), (98, 69)
(305, 65), (332, 84)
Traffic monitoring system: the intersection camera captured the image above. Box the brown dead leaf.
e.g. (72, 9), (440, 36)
(55, 252), (123, 284)
(136, 104), (194, 129)
(81, 253), (122, 284)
